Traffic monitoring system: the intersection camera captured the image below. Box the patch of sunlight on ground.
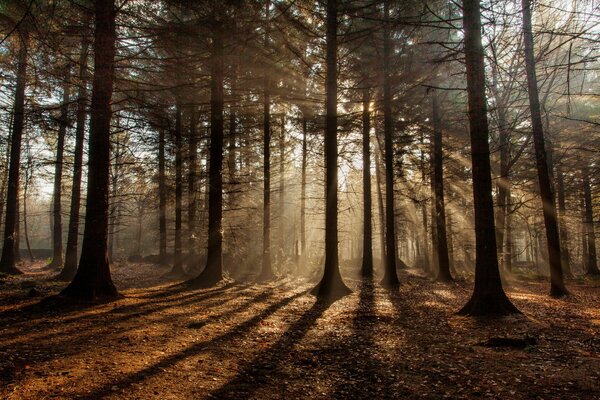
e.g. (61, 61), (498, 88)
(432, 289), (456, 299)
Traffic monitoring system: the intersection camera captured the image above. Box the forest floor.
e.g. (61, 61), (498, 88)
(0, 262), (599, 399)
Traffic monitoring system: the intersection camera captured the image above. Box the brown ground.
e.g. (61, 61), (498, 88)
(0, 262), (599, 399)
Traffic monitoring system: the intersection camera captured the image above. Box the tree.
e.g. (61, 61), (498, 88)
(380, 0), (400, 289)
(60, 0), (119, 300)
(458, 0), (520, 316)
(188, 15), (225, 288)
(0, 25), (29, 275)
(60, 33), (90, 281)
(582, 164), (599, 276)
(311, 0), (351, 301)
(431, 91), (451, 282)
(361, 88), (373, 278)
(521, 0), (567, 297)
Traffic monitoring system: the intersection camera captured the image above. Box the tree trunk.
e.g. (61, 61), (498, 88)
(582, 165), (599, 275)
(47, 66), (72, 269)
(169, 103), (185, 276)
(300, 116), (307, 262)
(188, 105), (198, 268)
(60, 0), (119, 300)
(556, 163), (572, 277)
(458, 0), (519, 316)
(23, 156), (34, 262)
(432, 92), (452, 282)
(312, 0), (351, 300)
(259, 0), (273, 281)
(381, 0), (399, 288)
(521, 0), (567, 297)
(361, 88), (373, 277)
(0, 30), (28, 275)
(375, 139), (386, 271)
(158, 127), (167, 265)
(188, 20), (224, 288)
(278, 116), (285, 259)
(61, 36), (90, 281)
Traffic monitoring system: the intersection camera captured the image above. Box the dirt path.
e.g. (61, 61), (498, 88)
(1, 263), (599, 399)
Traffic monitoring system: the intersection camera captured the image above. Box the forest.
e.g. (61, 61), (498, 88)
(0, 0), (599, 398)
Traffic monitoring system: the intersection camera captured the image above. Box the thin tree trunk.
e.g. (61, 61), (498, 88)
(361, 88), (373, 277)
(381, 0), (399, 288)
(278, 116), (285, 258)
(300, 116), (307, 262)
(169, 103), (185, 276)
(23, 155), (34, 262)
(458, 0), (519, 316)
(61, 35), (90, 281)
(259, 0), (273, 280)
(188, 105), (198, 268)
(0, 29), (28, 275)
(375, 138), (386, 270)
(582, 165), (599, 275)
(432, 92), (451, 281)
(312, 0), (351, 300)
(158, 127), (167, 265)
(48, 66), (71, 269)
(556, 163), (572, 277)
(521, 0), (567, 297)
(188, 20), (224, 288)
(61, 0), (119, 300)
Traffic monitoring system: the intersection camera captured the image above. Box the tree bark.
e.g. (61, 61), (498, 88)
(158, 127), (167, 265)
(381, 0), (399, 288)
(361, 88), (373, 277)
(60, 0), (119, 300)
(188, 20), (224, 288)
(312, 0), (351, 300)
(556, 163), (572, 277)
(300, 116), (307, 262)
(582, 165), (599, 275)
(432, 92), (452, 282)
(61, 36), (90, 281)
(278, 116), (285, 258)
(47, 66), (72, 269)
(0, 29), (28, 275)
(168, 103), (185, 276)
(259, 0), (273, 281)
(521, 0), (567, 297)
(188, 105), (198, 268)
(458, 0), (519, 316)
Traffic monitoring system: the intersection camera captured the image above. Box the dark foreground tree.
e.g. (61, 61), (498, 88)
(431, 91), (452, 282)
(60, 35), (90, 281)
(47, 66), (71, 270)
(0, 28), (29, 275)
(521, 0), (567, 297)
(188, 19), (225, 288)
(380, 0), (400, 289)
(458, 0), (520, 316)
(60, 0), (119, 300)
(361, 88), (373, 278)
(582, 165), (599, 276)
(311, 0), (351, 301)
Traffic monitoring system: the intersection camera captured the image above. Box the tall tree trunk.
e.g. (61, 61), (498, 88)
(458, 0), (519, 316)
(23, 155), (34, 262)
(61, 0), (119, 300)
(504, 184), (513, 272)
(375, 139), (386, 270)
(521, 0), (567, 297)
(158, 127), (167, 265)
(0, 30), (28, 275)
(47, 66), (72, 269)
(278, 116), (285, 258)
(259, 0), (273, 280)
(188, 105), (198, 268)
(300, 116), (307, 263)
(61, 36), (90, 281)
(312, 0), (350, 300)
(582, 165), (599, 275)
(169, 104), (185, 276)
(361, 88), (373, 277)
(432, 92), (451, 282)
(188, 20), (224, 288)
(556, 163), (572, 277)
(381, 0), (399, 288)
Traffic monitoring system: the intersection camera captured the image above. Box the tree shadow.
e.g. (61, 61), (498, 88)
(68, 289), (309, 399)
(207, 298), (331, 399)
